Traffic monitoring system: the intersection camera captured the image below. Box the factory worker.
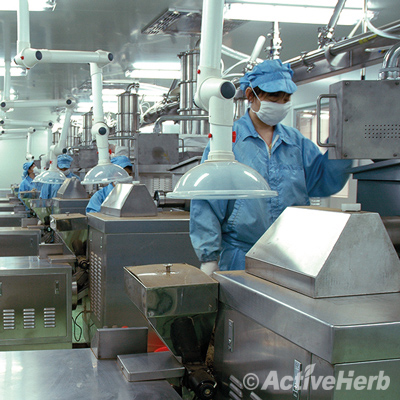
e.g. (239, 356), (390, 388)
(190, 59), (352, 275)
(40, 154), (80, 199)
(86, 155), (133, 214)
(18, 161), (42, 207)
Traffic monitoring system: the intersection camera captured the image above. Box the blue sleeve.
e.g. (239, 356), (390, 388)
(51, 184), (62, 198)
(190, 198), (229, 263)
(18, 179), (28, 205)
(40, 183), (52, 199)
(302, 139), (352, 198)
(86, 190), (105, 214)
(69, 173), (81, 181)
(189, 144), (229, 263)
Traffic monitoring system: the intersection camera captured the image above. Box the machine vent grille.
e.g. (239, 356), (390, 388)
(23, 308), (35, 329)
(44, 307), (56, 328)
(90, 251), (102, 322)
(3, 309), (15, 330)
(229, 375), (244, 399)
(365, 124), (400, 139)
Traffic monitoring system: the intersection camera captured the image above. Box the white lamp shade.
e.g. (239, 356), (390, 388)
(33, 169), (66, 184)
(166, 160), (278, 199)
(81, 163), (129, 185)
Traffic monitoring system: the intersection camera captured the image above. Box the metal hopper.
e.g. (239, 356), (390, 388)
(245, 206), (400, 298)
(124, 263), (219, 398)
(100, 183), (157, 217)
(52, 177), (89, 215)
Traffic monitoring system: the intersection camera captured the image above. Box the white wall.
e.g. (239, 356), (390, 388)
(0, 107), (56, 189)
(0, 130), (48, 189)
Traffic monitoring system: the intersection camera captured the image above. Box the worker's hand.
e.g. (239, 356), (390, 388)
(200, 261), (219, 277)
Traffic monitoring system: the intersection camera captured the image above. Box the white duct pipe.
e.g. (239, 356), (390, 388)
(0, 135), (26, 140)
(250, 36), (266, 64)
(26, 127), (35, 160)
(3, 61), (11, 102)
(14, 48), (112, 69)
(222, 44), (263, 64)
(0, 128), (33, 134)
(195, 0), (236, 161)
(54, 107), (73, 155)
(1, 19), (12, 102)
(1, 97), (75, 111)
(90, 62), (109, 164)
(40, 126), (53, 169)
(0, 119), (53, 128)
(17, 0), (30, 54)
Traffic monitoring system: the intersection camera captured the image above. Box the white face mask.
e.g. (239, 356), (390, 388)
(251, 90), (292, 126)
(63, 169), (71, 176)
(32, 167), (40, 175)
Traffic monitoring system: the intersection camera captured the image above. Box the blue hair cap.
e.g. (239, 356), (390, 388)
(111, 155), (132, 169)
(22, 160), (35, 177)
(57, 154), (74, 169)
(240, 59), (297, 94)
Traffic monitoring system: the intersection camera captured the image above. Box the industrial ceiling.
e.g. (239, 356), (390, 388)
(0, 0), (399, 106)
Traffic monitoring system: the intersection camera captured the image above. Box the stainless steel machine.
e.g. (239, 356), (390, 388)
(0, 211), (29, 227)
(86, 183), (200, 340)
(122, 263), (218, 399)
(213, 207), (400, 400)
(0, 256), (72, 350)
(318, 80), (400, 160)
(0, 227), (41, 256)
(51, 177), (90, 215)
(0, 348), (182, 399)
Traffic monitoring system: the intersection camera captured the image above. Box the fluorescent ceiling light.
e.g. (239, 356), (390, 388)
(0, 0), (56, 11)
(0, 67), (26, 77)
(125, 69), (181, 80)
(126, 62), (181, 80)
(224, 2), (364, 25)
(132, 62), (181, 71)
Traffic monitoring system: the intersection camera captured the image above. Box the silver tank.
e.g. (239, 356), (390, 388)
(82, 110), (93, 146)
(116, 89), (140, 148)
(178, 50), (209, 135)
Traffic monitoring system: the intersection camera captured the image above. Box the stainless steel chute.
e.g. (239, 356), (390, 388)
(100, 182), (157, 217)
(246, 206), (400, 298)
(213, 206), (400, 399)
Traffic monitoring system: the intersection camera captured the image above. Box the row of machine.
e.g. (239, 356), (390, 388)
(2, 42), (400, 397)
(1, 169), (400, 399)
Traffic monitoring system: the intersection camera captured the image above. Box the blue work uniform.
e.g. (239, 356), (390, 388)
(190, 111), (352, 271)
(40, 172), (80, 199)
(86, 183), (114, 214)
(18, 176), (42, 209)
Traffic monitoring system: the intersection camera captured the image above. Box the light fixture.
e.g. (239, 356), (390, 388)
(33, 168), (66, 184)
(81, 163), (128, 186)
(167, 161), (277, 199)
(0, 0), (56, 11)
(0, 66), (26, 77)
(125, 69), (180, 80)
(223, 1), (364, 25)
(125, 61), (181, 80)
(167, 0), (277, 200)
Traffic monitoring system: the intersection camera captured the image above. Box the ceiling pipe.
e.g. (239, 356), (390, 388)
(17, 0), (30, 54)
(0, 118), (53, 128)
(13, 0), (127, 185)
(167, 0), (276, 200)
(379, 42), (400, 80)
(285, 19), (400, 83)
(1, 97), (75, 112)
(1, 19), (12, 103)
(26, 126), (36, 160)
(318, 0), (347, 48)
